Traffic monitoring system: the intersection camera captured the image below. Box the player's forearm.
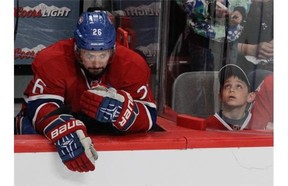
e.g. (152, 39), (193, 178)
(124, 102), (157, 133)
(31, 103), (61, 133)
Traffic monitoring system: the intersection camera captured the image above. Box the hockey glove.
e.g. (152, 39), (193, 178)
(80, 85), (139, 131)
(44, 114), (98, 172)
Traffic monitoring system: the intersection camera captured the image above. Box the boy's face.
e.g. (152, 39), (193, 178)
(220, 76), (255, 107)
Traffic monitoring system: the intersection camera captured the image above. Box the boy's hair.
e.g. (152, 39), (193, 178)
(218, 64), (253, 92)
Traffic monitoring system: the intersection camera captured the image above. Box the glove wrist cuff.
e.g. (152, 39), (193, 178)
(113, 90), (138, 131)
(44, 115), (87, 142)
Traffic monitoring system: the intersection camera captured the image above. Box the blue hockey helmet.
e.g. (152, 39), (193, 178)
(74, 11), (116, 51)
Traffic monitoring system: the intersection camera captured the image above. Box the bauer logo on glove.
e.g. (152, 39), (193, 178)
(80, 84), (139, 131)
(44, 114), (98, 172)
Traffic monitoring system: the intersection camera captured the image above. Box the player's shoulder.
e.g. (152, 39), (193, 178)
(106, 45), (151, 87)
(32, 38), (77, 77)
(36, 38), (74, 59)
(114, 44), (149, 71)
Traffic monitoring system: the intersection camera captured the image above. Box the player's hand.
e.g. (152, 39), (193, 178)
(44, 114), (98, 172)
(55, 130), (98, 172)
(80, 84), (139, 131)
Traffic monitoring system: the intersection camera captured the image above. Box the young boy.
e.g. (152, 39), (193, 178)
(205, 64), (256, 130)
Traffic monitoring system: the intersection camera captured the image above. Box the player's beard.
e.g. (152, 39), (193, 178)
(84, 66), (107, 80)
(76, 60), (107, 80)
(86, 54), (114, 79)
(87, 67), (105, 76)
(75, 52), (114, 80)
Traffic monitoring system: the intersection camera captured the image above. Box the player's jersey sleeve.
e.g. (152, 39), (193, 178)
(23, 39), (77, 133)
(24, 60), (65, 133)
(103, 45), (157, 132)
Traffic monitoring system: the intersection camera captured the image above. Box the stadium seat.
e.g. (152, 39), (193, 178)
(172, 71), (220, 118)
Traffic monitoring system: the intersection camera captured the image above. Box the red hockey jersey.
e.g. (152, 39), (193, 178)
(22, 38), (157, 133)
(205, 112), (252, 131)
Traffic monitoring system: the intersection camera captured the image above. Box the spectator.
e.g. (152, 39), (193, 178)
(248, 70), (273, 130)
(237, 0), (273, 74)
(206, 64), (256, 130)
(206, 64), (273, 130)
(174, 0), (250, 71)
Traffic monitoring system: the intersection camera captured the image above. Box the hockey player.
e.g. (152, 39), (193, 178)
(15, 10), (157, 172)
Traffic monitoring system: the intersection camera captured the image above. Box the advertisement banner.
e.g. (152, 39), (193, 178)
(113, 0), (161, 65)
(14, 0), (80, 65)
